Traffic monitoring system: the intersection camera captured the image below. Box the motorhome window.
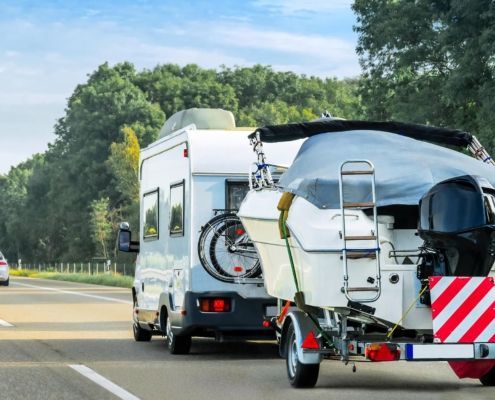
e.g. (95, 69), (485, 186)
(143, 189), (159, 239)
(226, 181), (250, 210)
(170, 181), (185, 236)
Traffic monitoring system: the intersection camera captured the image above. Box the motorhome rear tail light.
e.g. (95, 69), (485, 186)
(301, 331), (319, 350)
(262, 320), (271, 328)
(199, 297), (231, 312)
(365, 343), (401, 361)
(0, 261), (7, 266)
(183, 148), (188, 157)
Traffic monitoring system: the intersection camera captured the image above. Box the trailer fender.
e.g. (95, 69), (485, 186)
(280, 311), (321, 365)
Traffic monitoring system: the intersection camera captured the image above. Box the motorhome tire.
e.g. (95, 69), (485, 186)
(133, 322), (152, 342)
(480, 365), (495, 386)
(285, 323), (319, 388)
(165, 315), (191, 354)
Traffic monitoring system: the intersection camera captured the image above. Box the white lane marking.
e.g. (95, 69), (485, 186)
(13, 281), (132, 305)
(69, 364), (140, 400)
(0, 319), (14, 327)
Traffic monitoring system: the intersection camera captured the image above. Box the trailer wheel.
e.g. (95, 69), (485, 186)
(165, 314), (191, 355)
(133, 322), (152, 342)
(285, 322), (319, 388)
(480, 365), (495, 386)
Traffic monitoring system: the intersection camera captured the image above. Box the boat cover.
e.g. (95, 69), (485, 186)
(276, 130), (495, 209)
(251, 120), (473, 148)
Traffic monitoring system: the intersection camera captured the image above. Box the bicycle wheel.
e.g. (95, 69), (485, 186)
(198, 213), (261, 282)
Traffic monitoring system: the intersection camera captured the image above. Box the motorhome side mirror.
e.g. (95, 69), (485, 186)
(118, 223), (139, 253)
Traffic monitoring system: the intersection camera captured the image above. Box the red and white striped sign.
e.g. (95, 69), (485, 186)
(429, 276), (495, 343)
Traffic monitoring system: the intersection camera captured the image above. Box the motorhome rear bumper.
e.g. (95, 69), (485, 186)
(171, 291), (276, 338)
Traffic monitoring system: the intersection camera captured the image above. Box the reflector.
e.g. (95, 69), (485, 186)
(301, 331), (319, 350)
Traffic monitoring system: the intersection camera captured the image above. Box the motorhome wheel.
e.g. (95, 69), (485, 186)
(480, 366), (495, 386)
(285, 322), (319, 388)
(133, 322), (152, 342)
(166, 314), (191, 355)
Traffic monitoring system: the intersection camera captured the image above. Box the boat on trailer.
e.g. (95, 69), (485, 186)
(237, 119), (495, 387)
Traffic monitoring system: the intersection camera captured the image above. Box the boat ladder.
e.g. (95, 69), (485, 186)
(339, 160), (381, 303)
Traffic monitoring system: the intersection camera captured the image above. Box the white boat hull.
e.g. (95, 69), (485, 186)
(238, 189), (433, 330)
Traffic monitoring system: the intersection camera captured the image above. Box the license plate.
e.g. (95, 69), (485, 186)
(405, 344), (474, 360)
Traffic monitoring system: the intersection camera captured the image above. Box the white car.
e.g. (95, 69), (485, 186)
(0, 252), (9, 286)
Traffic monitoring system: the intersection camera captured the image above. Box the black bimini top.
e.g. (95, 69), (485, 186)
(249, 120), (473, 148)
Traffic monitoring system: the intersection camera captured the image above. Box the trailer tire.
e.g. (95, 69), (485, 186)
(133, 322), (152, 342)
(480, 365), (495, 386)
(165, 314), (191, 355)
(285, 322), (319, 388)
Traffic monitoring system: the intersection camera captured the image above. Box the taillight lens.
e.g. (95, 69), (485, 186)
(365, 343), (401, 361)
(199, 297), (231, 312)
(0, 260), (7, 266)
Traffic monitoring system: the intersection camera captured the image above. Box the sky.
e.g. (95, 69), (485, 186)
(0, 0), (360, 174)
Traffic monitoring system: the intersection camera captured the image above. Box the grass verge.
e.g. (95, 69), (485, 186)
(10, 270), (133, 288)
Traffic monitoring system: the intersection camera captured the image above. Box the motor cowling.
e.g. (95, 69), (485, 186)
(418, 175), (495, 277)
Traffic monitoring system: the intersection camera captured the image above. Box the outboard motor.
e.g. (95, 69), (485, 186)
(418, 175), (495, 279)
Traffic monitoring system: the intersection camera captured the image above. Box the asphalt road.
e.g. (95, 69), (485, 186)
(0, 277), (494, 400)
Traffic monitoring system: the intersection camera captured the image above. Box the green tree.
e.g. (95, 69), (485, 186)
(46, 62), (164, 260)
(0, 156), (44, 262)
(0, 62), (363, 263)
(107, 126), (141, 203)
(89, 197), (113, 259)
(353, 0), (495, 148)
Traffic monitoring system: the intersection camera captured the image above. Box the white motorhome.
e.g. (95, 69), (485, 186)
(118, 108), (301, 354)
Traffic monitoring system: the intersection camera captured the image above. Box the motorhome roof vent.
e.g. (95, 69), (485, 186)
(159, 108), (236, 138)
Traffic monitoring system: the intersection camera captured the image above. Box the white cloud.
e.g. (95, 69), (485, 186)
(100, 38), (250, 70)
(216, 24), (354, 59)
(252, 0), (353, 15)
(0, 9), (360, 173)
(5, 50), (20, 58)
(179, 22), (360, 77)
(0, 92), (66, 106)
